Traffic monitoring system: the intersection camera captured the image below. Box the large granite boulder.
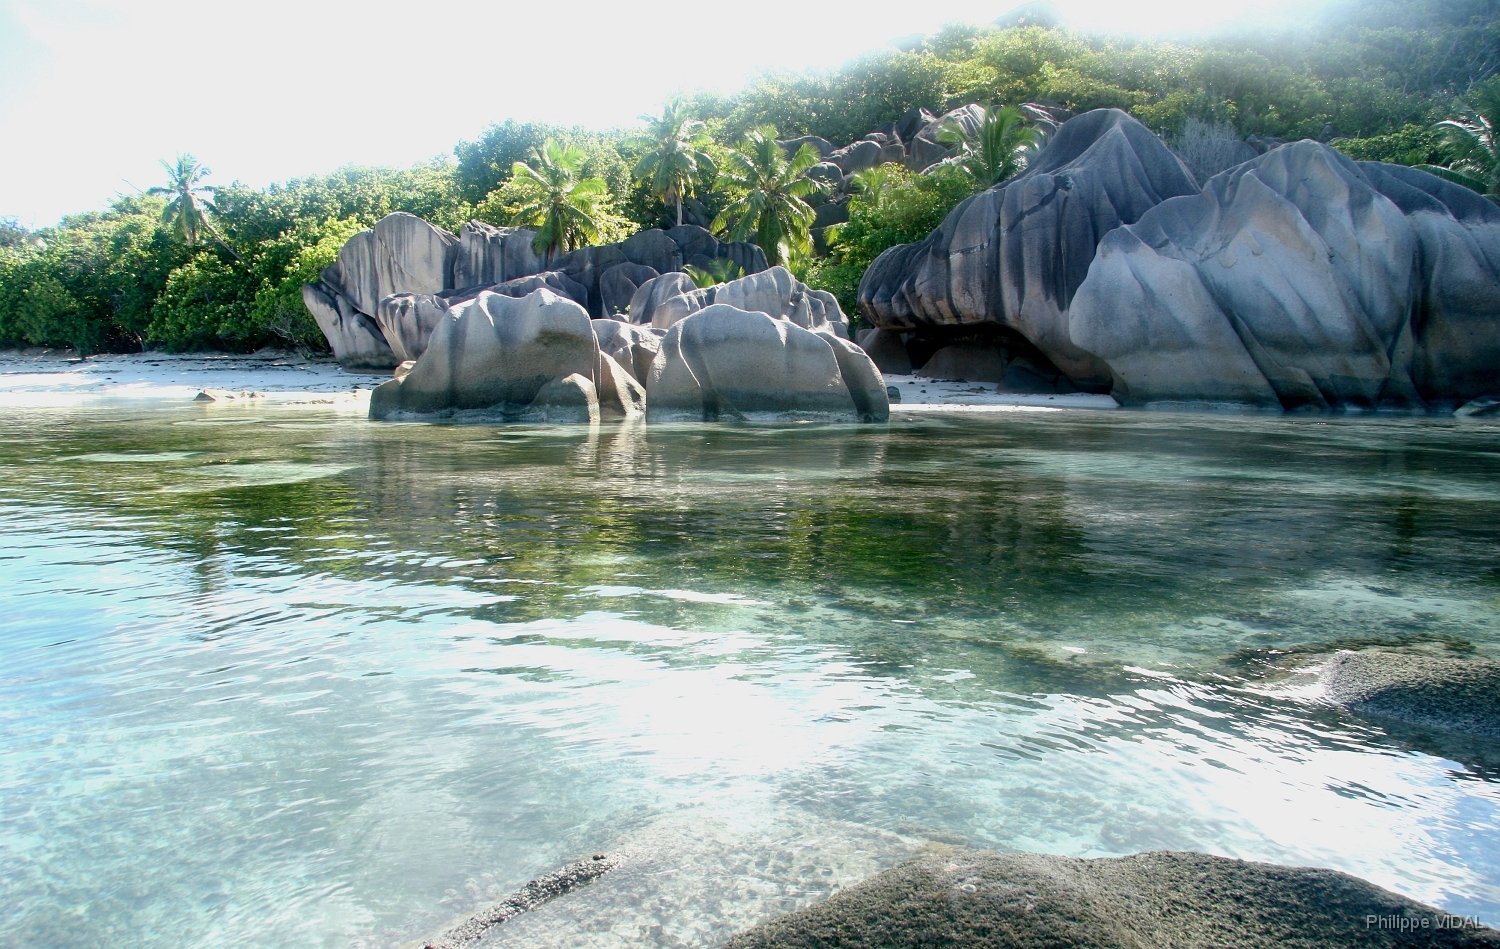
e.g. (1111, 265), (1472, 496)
(651, 266), (851, 337)
(302, 281), (398, 370)
(368, 289), (599, 419)
(621, 228), (683, 274)
(322, 212), (460, 319)
(1322, 651), (1500, 739)
(860, 109), (1200, 391)
(628, 272), (699, 326)
(646, 305), (886, 423)
(452, 221), (545, 289)
(727, 847), (1500, 948)
(1068, 142), (1500, 409)
(375, 292), (454, 364)
(599, 262), (660, 319)
(1358, 162), (1500, 406)
(591, 319), (662, 384)
(665, 224), (720, 260)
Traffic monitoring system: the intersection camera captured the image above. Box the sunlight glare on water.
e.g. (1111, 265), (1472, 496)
(1, 402), (1498, 948)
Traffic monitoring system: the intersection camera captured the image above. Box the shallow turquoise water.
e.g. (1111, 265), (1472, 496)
(2, 401), (1499, 946)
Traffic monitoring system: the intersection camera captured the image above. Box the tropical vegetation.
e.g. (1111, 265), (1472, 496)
(0, 0), (1493, 353)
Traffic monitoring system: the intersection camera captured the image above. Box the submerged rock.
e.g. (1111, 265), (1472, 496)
(369, 289), (599, 420)
(646, 305), (886, 423)
(1322, 651), (1500, 739)
(727, 847), (1500, 948)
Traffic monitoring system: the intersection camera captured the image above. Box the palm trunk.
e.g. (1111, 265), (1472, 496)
(676, 195), (683, 228)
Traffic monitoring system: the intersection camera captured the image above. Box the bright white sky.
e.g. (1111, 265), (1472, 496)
(0, 0), (1311, 227)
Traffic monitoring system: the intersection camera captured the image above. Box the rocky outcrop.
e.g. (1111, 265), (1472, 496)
(591, 319), (662, 384)
(859, 109), (1200, 392)
(323, 212), (460, 320)
(368, 289), (599, 420)
(627, 272), (699, 327)
(599, 263), (660, 319)
(651, 266), (851, 337)
(302, 281), (398, 370)
(856, 328), (913, 375)
(1322, 651), (1500, 739)
(647, 305), (887, 423)
(453, 221), (546, 289)
(727, 847), (1500, 948)
(595, 351), (647, 417)
(1068, 142), (1500, 409)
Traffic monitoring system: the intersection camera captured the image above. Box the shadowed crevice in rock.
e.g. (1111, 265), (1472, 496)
(726, 847), (1500, 948)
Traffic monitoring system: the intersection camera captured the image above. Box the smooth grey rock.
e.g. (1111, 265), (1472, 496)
(599, 262), (660, 319)
(665, 224), (719, 261)
(646, 305), (863, 422)
(628, 272), (699, 327)
(836, 140), (884, 176)
(806, 162), (845, 187)
(320, 212), (459, 320)
(1069, 143), (1490, 409)
(896, 107), (937, 146)
(621, 228), (683, 274)
(718, 241), (769, 277)
(861, 109), (1200, 392)
(814, 202), (849, 228)
(858, 328), (913, 375)
(368, 289), (598, 419)
(916, 343), (1008, 383)
(778, 135), (834, 159)
(375, 292), (454, 363)
(492, 271), (589, 309)
(522, 372), (599, 424)
(652, 266), (850, 337)
(824, 333), (891, 422)
(727, 847), (1499, 949)
(1358, 162), (1500, 406)
(596, 351), (647, 417)
(591, 318), (662, 384)
(886, 385), (901, 403)
(454, 220), (545, 289)
(906, 136), (952, 172)
(302, 281), (398, 370)
(1322, 651), (1500, 739)
(552, 243), (629, 318)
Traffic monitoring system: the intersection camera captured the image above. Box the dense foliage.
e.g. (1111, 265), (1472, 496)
(1, 0), (1493, 353)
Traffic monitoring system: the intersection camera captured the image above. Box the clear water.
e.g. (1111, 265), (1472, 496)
(3, 401), (1499, 948)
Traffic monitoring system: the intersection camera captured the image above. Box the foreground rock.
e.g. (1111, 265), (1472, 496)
(369, 289), (600, 421)
(727, 848), (1498, 948)
(1322, 651), (1500, 739)
(859, 109), (1200, 392)
(1070, 142), (1500, 409)
(647, 305), (887, 423)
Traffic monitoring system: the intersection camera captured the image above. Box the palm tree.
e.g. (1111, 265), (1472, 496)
(147, 154), (218, 246)
(683, 258), (745, 288)
(711, 128), (822, 267)
(629, 98), (717, 227)
(930, 104), (1043, 192)
(1418, 76), (1500, 203)
(507, 139), (610, 258)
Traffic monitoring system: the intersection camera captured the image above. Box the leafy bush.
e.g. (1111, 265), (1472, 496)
(803, 165), (973, 322)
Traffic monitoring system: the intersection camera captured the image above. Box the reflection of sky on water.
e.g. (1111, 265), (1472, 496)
(2, 403), (1498, 947)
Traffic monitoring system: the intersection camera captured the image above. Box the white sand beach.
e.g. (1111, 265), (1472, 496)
(0, 349), (1120, 413)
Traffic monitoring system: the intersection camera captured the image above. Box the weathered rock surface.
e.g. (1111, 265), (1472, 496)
(599, 263), (660, 319)
(595, 351), (647, 417)
(591, 319), (662, 384)
(323, 212), (460, 320)
(651, 266), (850, 337)
(453, 221), (545, 289)
(302, 281), (399, 370)
(368, 289), (598, 419)
(1069, 142), (1500, 409)
(1322, 651), (1500, 739)
(628, 272), (699, 327)
(375, 292), (454, 364)
(646, 305), (881, 422)
(860, 109), (1200, 392)
(778, 135), (835, 159)
(620, 228), (683, 275)
(727, 847), (1500, 948)
(915, 343), (1009, 383)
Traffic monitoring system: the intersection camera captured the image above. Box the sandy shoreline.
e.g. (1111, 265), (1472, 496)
(0, 349), (1120, 413)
